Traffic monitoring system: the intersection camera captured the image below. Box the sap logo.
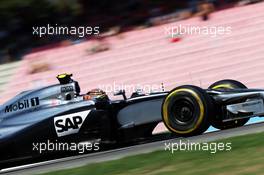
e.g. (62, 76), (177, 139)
(5, 97), (39, 113)
(54, 110), (91, 137)
(61, 86), (74, 93)
(55, 116), (82, 132)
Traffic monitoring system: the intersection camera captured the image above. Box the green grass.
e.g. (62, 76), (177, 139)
(42, 132), (264, 175)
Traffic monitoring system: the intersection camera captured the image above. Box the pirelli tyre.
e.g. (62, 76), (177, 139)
(162, 85), (214, 136)
(208, 79), (250, 129)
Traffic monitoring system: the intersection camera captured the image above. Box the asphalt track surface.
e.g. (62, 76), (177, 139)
(1, 122), (264, 175)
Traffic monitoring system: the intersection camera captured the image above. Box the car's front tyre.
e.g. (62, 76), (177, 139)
(162, 85), (214, 136)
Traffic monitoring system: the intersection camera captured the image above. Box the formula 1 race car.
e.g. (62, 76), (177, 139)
(0, 74), (263, 167)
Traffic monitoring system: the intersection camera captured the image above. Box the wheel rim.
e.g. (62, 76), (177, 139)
(172, 99), (195, 125)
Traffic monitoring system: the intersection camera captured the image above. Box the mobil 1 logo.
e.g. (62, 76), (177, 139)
(54, 110), (91, 137)
(5, 97), (40, 113)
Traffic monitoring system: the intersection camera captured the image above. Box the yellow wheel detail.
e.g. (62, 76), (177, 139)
(163, 88), (205, 134)
(211, 84), (233, 90)
(161, 85), (214, 136)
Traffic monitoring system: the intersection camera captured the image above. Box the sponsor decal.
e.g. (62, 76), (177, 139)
(54, 110), (91, 137)
(61, 86), (74, 93)
(5, 97), (39, 113)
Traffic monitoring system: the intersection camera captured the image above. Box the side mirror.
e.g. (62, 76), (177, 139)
(114, 89), (127, 100)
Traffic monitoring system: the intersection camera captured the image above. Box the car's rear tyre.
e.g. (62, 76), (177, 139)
(162, 85), (214, 136)
(208, 79), (250, 129)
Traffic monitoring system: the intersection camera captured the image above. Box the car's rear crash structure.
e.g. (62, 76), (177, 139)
(0, 74), (262, 168)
